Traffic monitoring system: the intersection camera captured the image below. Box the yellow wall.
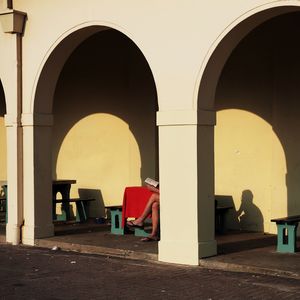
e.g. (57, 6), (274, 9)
(215, 13), (300, 233)
(52, 30), (157, 217)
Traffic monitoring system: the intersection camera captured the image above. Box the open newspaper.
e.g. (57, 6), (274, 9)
(144, 177), (159, 188)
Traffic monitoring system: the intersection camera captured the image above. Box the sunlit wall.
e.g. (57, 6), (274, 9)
(215, 13), (300, 234)
(52, 30), (157, 217)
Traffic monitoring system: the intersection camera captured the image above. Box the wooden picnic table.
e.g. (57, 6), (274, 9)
(52, 179), (76, 220)
(52, 180), (95, 222)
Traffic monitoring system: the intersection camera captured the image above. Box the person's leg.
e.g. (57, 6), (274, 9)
(149, 201), (159, 238)
(129, 193), (159, 226)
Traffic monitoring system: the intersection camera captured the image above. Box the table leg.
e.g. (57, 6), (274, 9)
(60, 185), (71, 220)
(52, 184), (72, 221)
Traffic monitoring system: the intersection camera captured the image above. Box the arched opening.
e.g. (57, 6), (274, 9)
(31, 26), (158, 249)
(52, 29), (158, 218)
(215, 12), (300, 233)
(0, 80), (7, 229)
(197, 7), (300, 252)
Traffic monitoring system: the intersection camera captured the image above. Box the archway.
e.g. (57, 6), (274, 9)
(52, 29), (158, 218)
(197, 6), (300, 243)
(29, 25), (158, 242)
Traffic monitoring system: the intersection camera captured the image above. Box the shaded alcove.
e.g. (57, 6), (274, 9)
(52, 29), (158, 217)
(215, 12), (300, 233)
(197, 7), (300, 236)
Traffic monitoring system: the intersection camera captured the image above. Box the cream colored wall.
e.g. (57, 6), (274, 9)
(52, 30), (157, 217)
(10, 0), (277, 114)
(215, 13), (300, 234)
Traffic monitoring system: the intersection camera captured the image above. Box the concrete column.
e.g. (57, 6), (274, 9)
(5, 112), (23, 245)
(157, 110), (217, 265)
(21, 113), (54, 245)
(0, 26), (25, 245)
(0, 3), (27, 245)
(197, 109), (217, 258)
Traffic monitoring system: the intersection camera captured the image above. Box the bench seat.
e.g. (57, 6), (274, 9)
(106, 205), (150, 237)
(271, 215), (300, 253)
(105, 205), (124, 235)
(54, 198), (95, 223)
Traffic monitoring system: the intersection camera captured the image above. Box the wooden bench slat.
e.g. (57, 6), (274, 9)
(271, 215), (300, 224)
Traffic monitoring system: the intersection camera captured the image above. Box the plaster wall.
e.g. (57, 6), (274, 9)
(0, 31), (18, 114)
(8, 0), (282, 113)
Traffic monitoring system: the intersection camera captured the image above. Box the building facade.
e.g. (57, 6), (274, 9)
(0, 0), (300, 265)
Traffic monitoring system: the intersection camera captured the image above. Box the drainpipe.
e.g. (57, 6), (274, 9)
(0, 1), (26, 244)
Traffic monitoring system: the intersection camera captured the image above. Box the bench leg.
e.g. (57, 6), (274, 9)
(55, 204), (67, 221)
(110, 208), (124, 235)
(276, 223), (298, 253)
(53, 202), (71, 221)
(215, 212), (226, 234)
(75, 201), (86, 222)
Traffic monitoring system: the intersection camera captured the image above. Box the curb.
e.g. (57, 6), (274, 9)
(35, 238), (158, 262)
(2, 234), (299, 280)
(199, 259), (300, 280)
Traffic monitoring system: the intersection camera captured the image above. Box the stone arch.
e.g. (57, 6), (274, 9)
(196, 2), (300, 237)
(24, 22), (158, 243)
(196, 2), (300, 110)
(32, 22), (159, 114)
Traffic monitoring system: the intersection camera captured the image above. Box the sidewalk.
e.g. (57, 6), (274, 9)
(1, 221), (300, 279)
(201, 231), (300, 279)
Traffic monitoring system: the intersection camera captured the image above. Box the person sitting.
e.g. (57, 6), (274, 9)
(126, 184), (160, 242)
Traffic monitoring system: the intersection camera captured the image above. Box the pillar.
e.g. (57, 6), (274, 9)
(0, 7), (26, 245)
(22, 113), (54, 245)
(197, 109), (217, 258)
(157, 109), (217, 265)
(5, 111), (23, 244)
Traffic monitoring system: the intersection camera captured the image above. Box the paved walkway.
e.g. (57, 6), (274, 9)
(1, 244), (300, 299)
(1, 221), (300, 279)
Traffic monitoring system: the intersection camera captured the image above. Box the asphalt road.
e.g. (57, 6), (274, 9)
(0, 244), (299, 300)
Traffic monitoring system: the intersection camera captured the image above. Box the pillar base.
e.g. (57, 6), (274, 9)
(199, 239), (217, 258)
(22, 223), (54, 245)
(158, 239), (217, 265)
(6, 223), (21, 245)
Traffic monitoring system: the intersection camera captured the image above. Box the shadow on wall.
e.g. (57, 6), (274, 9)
(236, 190), (264, 232)
(78, 188), (105, 218)
(216, 190), (264, 232)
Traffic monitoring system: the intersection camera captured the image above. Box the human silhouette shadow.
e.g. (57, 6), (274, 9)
(236, 190), (264, 232)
